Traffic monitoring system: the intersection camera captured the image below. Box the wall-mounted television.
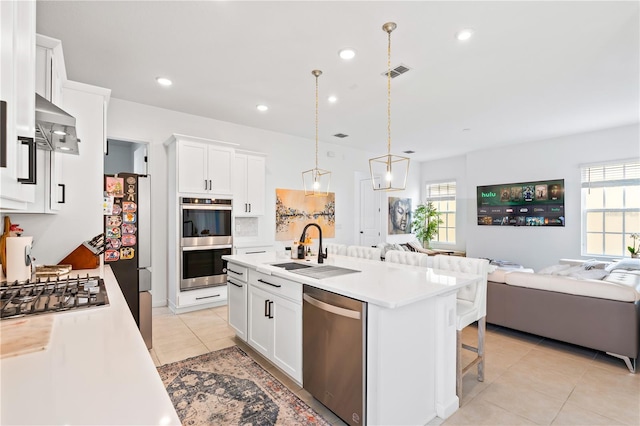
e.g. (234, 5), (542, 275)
(477, 179), (564, 226)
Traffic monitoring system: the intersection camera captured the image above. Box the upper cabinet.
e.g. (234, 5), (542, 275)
(166, 134), (237, 197)
(35, 34), (65, 106)
(233, 151), (266, 216)
(0, 0), (36, 209)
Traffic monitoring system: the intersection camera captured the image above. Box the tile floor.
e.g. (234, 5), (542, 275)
(151, 306), (640, 426)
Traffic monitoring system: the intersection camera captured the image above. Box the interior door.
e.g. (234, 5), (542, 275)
(359, 178), (381, 246)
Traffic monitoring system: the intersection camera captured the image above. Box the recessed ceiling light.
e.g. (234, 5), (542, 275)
(53, 130), (66, 136)
(338, 48), (356, 60)
(58, 146), (71, 151)
(256, 104), (269, 112)
(456, 29), (474, 41)
(328, 95), (338, 103)
(156, 77), (172, 86)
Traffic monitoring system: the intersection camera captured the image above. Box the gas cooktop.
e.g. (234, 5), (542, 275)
(0, 274), (109, 320)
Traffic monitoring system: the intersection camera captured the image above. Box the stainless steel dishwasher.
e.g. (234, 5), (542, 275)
(303, 285), (367, 426)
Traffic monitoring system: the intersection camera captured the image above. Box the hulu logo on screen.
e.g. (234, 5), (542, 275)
(481, 191), (496, 198)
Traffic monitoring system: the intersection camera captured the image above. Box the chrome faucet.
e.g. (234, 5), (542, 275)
(299, 223), (327, 264)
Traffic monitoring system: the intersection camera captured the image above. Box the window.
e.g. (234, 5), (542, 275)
(582, 160), (640, 257)
(426, 181), (456, 243)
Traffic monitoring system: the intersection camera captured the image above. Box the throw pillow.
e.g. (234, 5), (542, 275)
(567, 268), (609, 280)
(537, 264), (571, 275)
(604, 258), (640, 272)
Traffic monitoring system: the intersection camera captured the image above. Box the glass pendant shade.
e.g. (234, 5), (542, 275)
(369, 21), (409, 191)
(369, 153), (410, 191)
(302, 167), (331, 196)
(303, 69), (332, 196)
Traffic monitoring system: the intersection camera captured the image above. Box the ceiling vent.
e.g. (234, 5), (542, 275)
(382, 64), (411, 79)
(403, 150), (415, 154)
(333, 133), (349, 138)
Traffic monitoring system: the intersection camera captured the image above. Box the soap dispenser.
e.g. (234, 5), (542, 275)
(297, 242), (306, 259)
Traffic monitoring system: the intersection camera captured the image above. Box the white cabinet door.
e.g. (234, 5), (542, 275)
(0, 0), (36, 208)
(248, 285), (272, 359)
(177, 140), (209, 194)
(232, 154), (249, 213)
(233, 153), (265, 216)
(272, 295), (302, 382)
(207, 145), (233, 195)
(227, 278), (247, 341)
(246, 155), (265, 215)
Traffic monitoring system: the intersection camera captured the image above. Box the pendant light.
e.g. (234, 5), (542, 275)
(303, 69), (331, 196)
(369, 22), (410, 191)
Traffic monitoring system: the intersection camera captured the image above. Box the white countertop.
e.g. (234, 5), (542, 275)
(223, 253), (481, 308)
(0, 266), (180, 426)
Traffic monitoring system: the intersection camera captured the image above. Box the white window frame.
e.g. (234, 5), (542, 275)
(581, 159), (640, 258)
(425, 180), (456, 245)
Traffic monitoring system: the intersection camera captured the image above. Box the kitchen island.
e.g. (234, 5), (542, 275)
(0, 266), (180, 426)
(224, 252), (482, 425)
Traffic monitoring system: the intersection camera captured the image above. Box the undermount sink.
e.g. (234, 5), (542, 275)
(289, 265), (361, 280)
(270, 262), (314, 271)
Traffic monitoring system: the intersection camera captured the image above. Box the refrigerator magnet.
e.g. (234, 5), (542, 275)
(123, 213), (136, 223)
(106, 215), (122, 227)
(107, 238), (121, 250)
(106, 177), (124, 197)
(120, 247), (135, 260)
(105, 250), (120, 262)
(121, 224), (136, 234)
(111, 204), (122, 215)
(106, 226), (121, 238)
(122, 201), (137, 213)
(121, 234), (136, 247)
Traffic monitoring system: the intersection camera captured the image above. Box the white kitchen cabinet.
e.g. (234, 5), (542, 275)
(174, 136), (236, 196)
(227, 261), (248, 341)
(0, 0), (36, 209)
(35, 34), (65, 106)
(233, 151), (266, 216)
(176, 285), (227, 308)
(247, 270), (302, 383)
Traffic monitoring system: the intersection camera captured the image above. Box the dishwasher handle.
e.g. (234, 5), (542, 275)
(303, 293), (361, 320)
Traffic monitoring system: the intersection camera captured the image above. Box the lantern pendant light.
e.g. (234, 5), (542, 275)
(303, 69), (331, 196)
(369, 22), (410, 191)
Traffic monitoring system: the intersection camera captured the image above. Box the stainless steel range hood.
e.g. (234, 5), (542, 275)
(35, 93), (80, 155)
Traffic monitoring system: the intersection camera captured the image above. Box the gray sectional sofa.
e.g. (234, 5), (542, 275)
(486, 260), (640, 373)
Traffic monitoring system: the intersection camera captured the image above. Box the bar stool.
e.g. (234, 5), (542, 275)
(346, 245), (382, 260)
(384, 250), (432, 267)
(325, 243), (347, 256)
(432, 255), (489, 399)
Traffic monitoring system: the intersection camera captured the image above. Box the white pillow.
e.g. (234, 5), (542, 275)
(554, 265), (586, 276)
(537, 264), (571, 275)
(605, 259), (640, 272)
(567, 268), (609, 280)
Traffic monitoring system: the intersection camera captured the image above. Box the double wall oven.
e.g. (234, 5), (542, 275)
(180, 197), (232, 291)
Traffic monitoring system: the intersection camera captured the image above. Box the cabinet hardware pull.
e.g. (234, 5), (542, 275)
(265, 299), (270, 317)
(268, 301), (274, 319)
(258, 279), (281, 288)
(17, 137), (36, 184)
(249, 203), (251, 212)
(0, 100), (6, 168)
(227, 268), (243, 275)
(204, 179), (207, 190)
(58, 183), (66, 204)
(209, 179), (212, 190)
(229, 280), (242, 288)
(195, 294), (220, 300)
(246, 251), (265, 254)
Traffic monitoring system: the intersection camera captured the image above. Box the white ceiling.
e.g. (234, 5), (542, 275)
(36, 1), (639, 162)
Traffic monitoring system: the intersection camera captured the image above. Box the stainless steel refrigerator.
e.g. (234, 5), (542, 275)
(104, 173), (152, 349)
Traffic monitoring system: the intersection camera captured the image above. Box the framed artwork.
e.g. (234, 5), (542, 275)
(388, 197), (411, 234)
(275, 189), (335, 241)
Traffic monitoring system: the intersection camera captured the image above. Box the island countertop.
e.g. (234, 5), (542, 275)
(223, 252), (481, 308)
(0, 266), (180, 426)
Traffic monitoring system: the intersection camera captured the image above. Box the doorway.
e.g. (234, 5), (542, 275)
(105, 138), (148, 175)
(358, 178), (381, 246)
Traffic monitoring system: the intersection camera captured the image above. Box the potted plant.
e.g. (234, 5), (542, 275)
(628, 233), (640, 258)
(411, 201), (443, 248)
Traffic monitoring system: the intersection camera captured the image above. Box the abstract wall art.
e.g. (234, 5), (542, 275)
(275, 189), (335, 241)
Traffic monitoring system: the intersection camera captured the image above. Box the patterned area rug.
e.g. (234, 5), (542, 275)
(157, 346), (331, 426)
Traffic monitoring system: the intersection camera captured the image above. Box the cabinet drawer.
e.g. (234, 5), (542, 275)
(227, 262), (248, 283)
(178, 286), (228, 307)
(249, 271), (302, 304)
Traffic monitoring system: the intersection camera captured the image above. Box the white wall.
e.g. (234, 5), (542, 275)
(107, 98), (377, 306)
(421, 124), (640, 270)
